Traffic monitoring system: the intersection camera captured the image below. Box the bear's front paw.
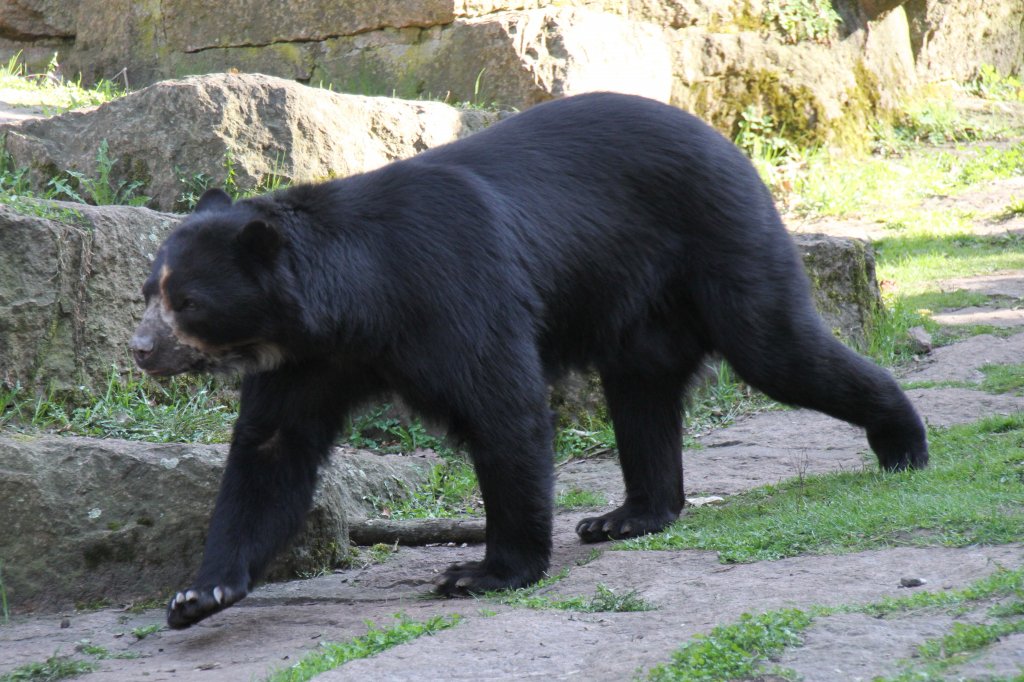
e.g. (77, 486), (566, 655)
(434, 561), (535, 596)
(166, 584), (245, 629)
(575, 506), (678, 543)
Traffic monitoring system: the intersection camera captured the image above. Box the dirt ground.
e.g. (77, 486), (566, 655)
(3, 309), (1022, 680)
(2, 102), (1023, 680)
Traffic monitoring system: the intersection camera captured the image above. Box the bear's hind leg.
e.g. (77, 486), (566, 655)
(576, 368), (691, 543)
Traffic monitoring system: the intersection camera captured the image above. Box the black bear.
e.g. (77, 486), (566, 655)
(131, 92), (928, 629)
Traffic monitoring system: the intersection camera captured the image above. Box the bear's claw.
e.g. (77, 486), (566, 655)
(166, 584), (244, 629)
(575, 506), (678, 543)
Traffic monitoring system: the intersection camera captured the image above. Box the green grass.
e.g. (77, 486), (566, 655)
(344, 403), (444, 453)
(980, 363), (1024, 395)
(264, 614), (461, 682)
(0, 560), (9, 626)
(371, 456), (482, 520)
(890, 99), (985, 146)
(555, 488), (608, 509)
(494, 576), (655, 613)
(623, 414), (1024, 562)
(74, 642), (138, 661)
(0, 370), (236, 443)
(684, 361), (779, 443)
(646, 609), (812, 681)
(0, 52), (125, 113)
(648, 567), (1024, 681)
(970, 64), (1024, 102)
(763, 0), (840, 44)
(863, 294), (935, 366)
(838, 566), (1024, 618)
(129, 624), (160, 640)
(875, 232), (1024, 296)
(486, 566), (654, 612)
(555, 420), (617, 461)
(48, 139), (149, 207)
(899, 288), (991, 313)
(0, 655), (96, 682)
(789, 139), (1024, 219)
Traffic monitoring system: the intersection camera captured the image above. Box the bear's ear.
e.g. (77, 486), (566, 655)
(237, 220), (281, 262)
(194, 188), (233, 214)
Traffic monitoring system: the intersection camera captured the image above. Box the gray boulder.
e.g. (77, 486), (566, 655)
(0, 435), (432, 611)
(0, 201), (178, 393)
(0, 72), (498, 212)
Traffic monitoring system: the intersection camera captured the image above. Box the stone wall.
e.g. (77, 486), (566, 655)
(1, 1), (1021, 145)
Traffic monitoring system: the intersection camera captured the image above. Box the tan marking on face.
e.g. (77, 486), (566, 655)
(158, 264), (172, 312)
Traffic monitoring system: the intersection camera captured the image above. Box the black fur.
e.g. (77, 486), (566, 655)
(133, 92), (928, 629)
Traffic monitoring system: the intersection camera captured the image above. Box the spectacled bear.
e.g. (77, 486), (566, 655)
(131, 92), (928, 629)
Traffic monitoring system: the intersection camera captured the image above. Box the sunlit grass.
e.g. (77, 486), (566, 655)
(623, 414), (1024, 562)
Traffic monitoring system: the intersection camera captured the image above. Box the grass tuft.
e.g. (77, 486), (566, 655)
(264, 614), (461, 682)
(646, 609), (812, 681)
(0, 369), (236, 444)
(0, 655), (96, 682)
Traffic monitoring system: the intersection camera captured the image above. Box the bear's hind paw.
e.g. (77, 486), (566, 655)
(575, 506), (678, 543)
(434, 561), (537, 597)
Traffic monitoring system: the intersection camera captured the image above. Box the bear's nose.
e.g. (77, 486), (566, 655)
(130, 333), (154, 362)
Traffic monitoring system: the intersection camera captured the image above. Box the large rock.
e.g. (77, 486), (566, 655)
(0, 435), (433, 612)
(0, 72), (499, 212)
(0, 0), (76, 40)
(796, 232), (881, 347)
(904, 0), (1024, 83)
(6, 0), (1020, 150)
(0, 201), (177, 393)
(313, 8), (674, 108)
(670, 5), (916, 148)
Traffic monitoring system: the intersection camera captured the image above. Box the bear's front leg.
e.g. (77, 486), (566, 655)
(167, 370), (340, 629)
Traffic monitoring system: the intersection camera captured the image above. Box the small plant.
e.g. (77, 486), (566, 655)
(555, 488), (608, 509)
(763, 0), (841, 44)
(373, 456), (482, 519)
(0, 654), (96, 681)
(175, 167), (213, 210)
(74, 641), (139, 660)
(130, 623), (161, 640)
(646, 609), (812, 681)
(684, 361), (777, 441)
(891, 99), (981, 146)
(969, 64), (1024, 102)
(554, 420), (616, 461)
(48, 139), (150, 206)
(997, 195), (1024, 220)
(221, 148), (291, 201)
(367, 542), (397, 564)
(0, 560), (9, 625)
(265, 614), (461, 682)
(345, 404), (443, 453)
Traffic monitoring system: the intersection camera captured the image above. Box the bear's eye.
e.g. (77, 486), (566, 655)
(175, 296), (198, 312)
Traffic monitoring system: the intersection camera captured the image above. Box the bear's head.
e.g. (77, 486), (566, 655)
(131, 188), (289, 376)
